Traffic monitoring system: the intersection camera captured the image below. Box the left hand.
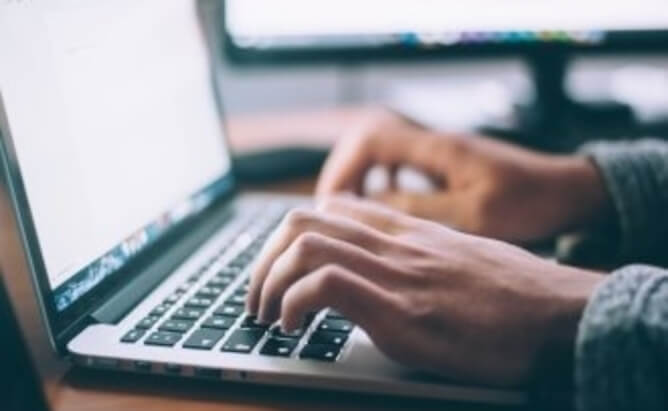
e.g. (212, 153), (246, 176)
(315, 109), (610, 243)
(246, 196), (604, 386)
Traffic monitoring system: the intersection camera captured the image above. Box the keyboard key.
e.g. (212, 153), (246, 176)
(196, 286), (224, 298)
(185, 297), (214, 309)
(218, 267), (241, 277)
(144, 331), (182, 347)
(136, 315), (160, 330)
(318, 319), (354, 333)
(233, 287), (248, 297)
(270, 325), (305, 339)
(121, 329), (145, 343)
(164, 291), (184, 304)
(225, 294), (246, 306)
(260, 338), (298, 357)
(188, 273), (203, 282)
(326, 309), (345, 319)
(214, 304), (243, 317)
(240, 315), (269, 330)
(299, 343), (341, 362)
(236, 282), (250, 294)
(208, 276), (233, 287)
(176, 281), (197, 293)
(183, 328), (226, 350)
(201, 316), (235, 330)
(172, 307), (204, 320)
(150, 304), (172, 317)
(229, 258), (248, 269)
(159, 319), (194, 333)
(270, 311), (315, 339)
(221, 329), (264, 353)
(309, 330), (348, 347)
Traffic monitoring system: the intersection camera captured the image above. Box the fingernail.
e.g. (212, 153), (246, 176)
(258, 308), (271, 325)
(280, 320), (294, 334)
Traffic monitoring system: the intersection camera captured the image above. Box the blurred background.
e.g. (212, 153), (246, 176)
(220, 54), (668, 131)
(217, 0), (668, 157)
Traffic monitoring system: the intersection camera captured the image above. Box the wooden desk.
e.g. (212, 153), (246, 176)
(0, 107), (521, 411)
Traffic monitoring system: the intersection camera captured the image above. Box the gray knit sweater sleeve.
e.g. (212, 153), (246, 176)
(580, 140), (668, 263)
(576, 265), (668, 411)
(573, 139), (668, 411)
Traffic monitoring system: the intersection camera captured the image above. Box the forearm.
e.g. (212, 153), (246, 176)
(576, 264), (668, 411)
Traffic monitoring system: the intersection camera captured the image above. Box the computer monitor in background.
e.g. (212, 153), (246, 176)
(222, 0), (668, 150)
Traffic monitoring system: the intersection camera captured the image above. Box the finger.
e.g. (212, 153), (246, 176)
(315, 129), (378, 196)
(387, 164), (400, 191)
(316, 195), (417, 233)
(316, 125), (468, 197)
(373, 192), (458, 224)
(257, 232), (402, 323)
(316, 124), (446, 196)
(279, 264), (399, 338)
(247, 208), (392, 315)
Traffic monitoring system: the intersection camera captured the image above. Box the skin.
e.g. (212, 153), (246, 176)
(247, 197), (605, 386)
(247, 109), (613, 386)
(316, 109), (611, 243)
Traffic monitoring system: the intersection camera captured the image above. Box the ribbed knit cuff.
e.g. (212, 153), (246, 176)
(585, 140), (667, 258)
(575, 265), (668, 411)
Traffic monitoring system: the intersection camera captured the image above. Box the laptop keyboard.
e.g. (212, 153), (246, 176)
(120, 204), (356, 362)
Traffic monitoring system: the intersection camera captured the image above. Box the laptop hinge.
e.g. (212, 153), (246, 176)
(90, 202), (235, 325)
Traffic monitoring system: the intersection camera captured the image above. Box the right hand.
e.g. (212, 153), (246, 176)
(247, 196), (604, 386)
(316, 109), (611, 243)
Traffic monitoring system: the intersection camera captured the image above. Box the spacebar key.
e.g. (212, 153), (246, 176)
(221, 329), (264, 353)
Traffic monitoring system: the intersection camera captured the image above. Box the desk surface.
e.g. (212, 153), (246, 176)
(0, 107), (521, 411)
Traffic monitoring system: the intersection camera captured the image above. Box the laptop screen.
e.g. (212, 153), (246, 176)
(0, 0), (232, 312)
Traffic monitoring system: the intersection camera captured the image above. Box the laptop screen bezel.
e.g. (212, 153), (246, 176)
(0, 0), (237, 352)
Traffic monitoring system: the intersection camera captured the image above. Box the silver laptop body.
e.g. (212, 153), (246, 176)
(0, 0), (524, 405)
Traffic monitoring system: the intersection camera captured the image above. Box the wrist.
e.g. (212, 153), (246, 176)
(546, 155), (613, 232)
(533, 265), (605, 382)
(544, 266), (604, 348)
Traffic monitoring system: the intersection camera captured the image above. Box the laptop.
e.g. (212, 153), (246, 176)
(0, 0), (524, 405)
(0, 271), (50, 411)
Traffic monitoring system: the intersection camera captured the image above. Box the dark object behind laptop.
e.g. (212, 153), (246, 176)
(233, 146), (329, 184)
(0, 272), (50, 411)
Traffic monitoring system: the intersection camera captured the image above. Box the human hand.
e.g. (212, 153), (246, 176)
(316, 109), (611, 243)
(247, 196), (604, 386)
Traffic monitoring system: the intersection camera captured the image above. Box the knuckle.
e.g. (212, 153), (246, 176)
(403, 295), (441, 329)
(446, 135), (471, 156)
(280, 284), (299, 311)
(393, 195), (417, 214)
(314, 264), (344, 294)
(283, 208), (316, 230)
(292, 231), (324, 256)
(317, 196), (341, 213)
(468, 193), (495, 234)
(354, 124), (382, 148)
